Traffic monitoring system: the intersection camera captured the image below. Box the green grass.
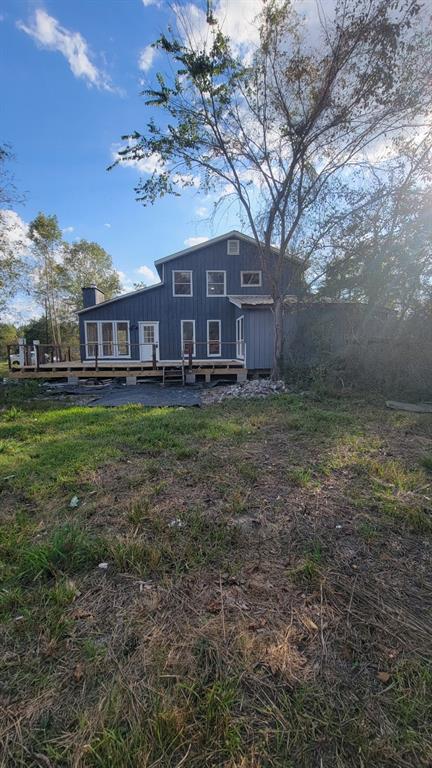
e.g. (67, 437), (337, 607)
(1, 386), (432, 767)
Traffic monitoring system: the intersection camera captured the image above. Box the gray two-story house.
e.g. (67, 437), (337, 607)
(78, 231), (301, 371)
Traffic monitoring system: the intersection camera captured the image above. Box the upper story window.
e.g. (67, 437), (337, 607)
(173, 270), (193, 296)
(207, 270), (226, 297)
(227, 239), (240, 255)
(241, 270), (262, 287)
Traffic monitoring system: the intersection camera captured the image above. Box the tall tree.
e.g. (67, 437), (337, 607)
(60, 239), (121, 315)
(113, 0), (432, 376)
(28, 213), (64, 346)
(0, 145), (26, 313)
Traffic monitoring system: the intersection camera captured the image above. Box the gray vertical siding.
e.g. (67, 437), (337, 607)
(78, 235), (301, 365)
(244, 309), (274, 369)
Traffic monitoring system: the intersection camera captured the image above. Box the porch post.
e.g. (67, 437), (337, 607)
(34, 340), (40, 371)
(18, 337), (26, 368)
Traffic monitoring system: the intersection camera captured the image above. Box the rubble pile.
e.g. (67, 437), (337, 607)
(202, 378), (288, 404)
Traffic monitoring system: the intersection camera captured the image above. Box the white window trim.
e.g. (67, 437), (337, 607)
(240, 270), (262, 288)
(173, 269), (193, 297)
(227, 239), (240, 255)
(84, 320), (131, 359)
(236, 315), (245, 360)
(181, 319), (196, 358)
(207, 319), (221, 357)
(206, 270), (227, 297)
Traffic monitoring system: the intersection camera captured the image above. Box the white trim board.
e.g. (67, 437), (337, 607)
(207, 319), (222, 357)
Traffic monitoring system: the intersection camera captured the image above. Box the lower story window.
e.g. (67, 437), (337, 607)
(207, 320), (221, 356)
(85, 321), (130, 358)
(181, 320), (195, 357)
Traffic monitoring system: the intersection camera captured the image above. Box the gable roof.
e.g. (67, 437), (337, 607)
(77, 230), (301, 314)
(154, 230), (284, 270)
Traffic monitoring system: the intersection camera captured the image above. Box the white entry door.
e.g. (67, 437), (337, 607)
(139, 322), (159, 361)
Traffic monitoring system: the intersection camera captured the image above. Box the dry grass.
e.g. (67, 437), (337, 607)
(0, 389), (431, 766)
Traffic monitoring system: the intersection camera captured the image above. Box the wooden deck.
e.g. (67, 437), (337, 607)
(9, 358), (248, 382)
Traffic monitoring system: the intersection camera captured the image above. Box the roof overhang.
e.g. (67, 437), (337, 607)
(77, 281), (163, 314)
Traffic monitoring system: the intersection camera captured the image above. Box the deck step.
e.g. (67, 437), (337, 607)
(162, 367), (185, 386)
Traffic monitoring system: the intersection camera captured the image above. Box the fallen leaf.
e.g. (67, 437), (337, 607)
(377, 671), (390, 683)
(73, 663), (85, 682)
(302, 617), (319, 632)
(71, 608), (93, 620)
(206, 600), (221, 613)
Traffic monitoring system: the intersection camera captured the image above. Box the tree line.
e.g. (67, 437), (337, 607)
(0, 147), (120, 350)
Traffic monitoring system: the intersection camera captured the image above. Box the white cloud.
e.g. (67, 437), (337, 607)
(184, 236), (209, 247)
(62, 225), (74, 234)
(111, 144), (164, 174)
(0, 209), (31, 253)
(104, 222), (111, 228)
(175, 0), (261, 60)
(136, 265), (158, 283)
(17, 9), (114, 91)
(195, 205), (209, 218)
(142, 0), (160, 6)
(138, 44), (156, 72)
(3, 295), (41, 324)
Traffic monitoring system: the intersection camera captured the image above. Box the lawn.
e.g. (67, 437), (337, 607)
(1, 383), (431, 767)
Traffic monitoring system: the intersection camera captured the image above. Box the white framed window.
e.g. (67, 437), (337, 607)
(241, 270), (262, 287)
(85, 321), (130, 358)
(206, 270), (226, 297)
(181, 319), (196, 358)
(173, 270), (193, 296)
(207, 320), (221, 357)
(236, 315), (245, 359)
(227, 239), (240, 255)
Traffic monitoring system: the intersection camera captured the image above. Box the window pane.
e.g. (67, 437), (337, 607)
(117, 322), (129, 355)
(102, 322), (114, 356)
(174, 271), (192, 295)
(182, 321), (194, 355)
(143, 325), (154, 344)
(208, 321), (220, 355)
(182, 321), (194, 341)
(242, 271), (260, 286)
(86, 322), (97, 357)
(207, 271), (225, 295)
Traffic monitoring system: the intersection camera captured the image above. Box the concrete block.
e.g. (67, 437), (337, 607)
(236, 370), (248, 383)
(126, 376), (137, 386)
(185, 372), (196, 384)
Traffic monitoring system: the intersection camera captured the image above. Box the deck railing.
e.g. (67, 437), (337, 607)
(7, 340), (247, 371)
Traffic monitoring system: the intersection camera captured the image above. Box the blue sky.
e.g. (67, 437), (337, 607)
(1, 0), (255, 319)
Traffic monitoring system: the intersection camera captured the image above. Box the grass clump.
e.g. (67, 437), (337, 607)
(18, 524), (106, 582)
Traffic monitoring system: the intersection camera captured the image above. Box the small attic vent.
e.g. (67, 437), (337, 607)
(227, 239), (240, 255)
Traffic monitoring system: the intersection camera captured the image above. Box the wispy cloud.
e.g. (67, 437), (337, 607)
(136, 265), (159, 283)
(104, 222), (111, 229)
(138, 44), (156, 72)
(195, 205), (209, 218)
(62, 225), (74, 234)
(142, 0), (161, 6)
(17, 9), (115, 92)
(184, 236), (209, 247)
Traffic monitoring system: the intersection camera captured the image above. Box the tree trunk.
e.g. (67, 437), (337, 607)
(272, 296), (284, 380)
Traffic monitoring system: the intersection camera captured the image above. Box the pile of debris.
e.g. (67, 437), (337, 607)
(202, 378), (288, 404)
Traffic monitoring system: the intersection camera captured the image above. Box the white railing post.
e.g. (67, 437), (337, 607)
(18, 337), (26, 367)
